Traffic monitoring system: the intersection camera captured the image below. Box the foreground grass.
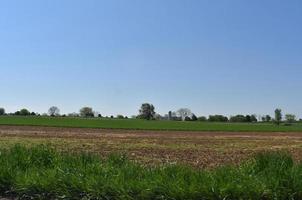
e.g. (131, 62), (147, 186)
(1, 145), (302, 199)
(0, 116), (302, 132)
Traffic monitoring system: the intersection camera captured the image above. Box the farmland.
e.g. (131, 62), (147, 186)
(1, 125), (302, 168)
(0, 116), (302, 132)
(1, 120), (302, 199)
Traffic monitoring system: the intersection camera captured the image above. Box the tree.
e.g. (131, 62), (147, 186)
(250, 115), (258, 122)
(68, 113), (79, 117)
(191, 114), (198, 121)
(80, 107), (94, 117)
(176, 108), (192, 121)
(198, 116), (207, 122)
(184, 116), (191, 121)
(208, 115), (228, 122)
(154, 114), (163, 120)
(117, 115), (124, 119)
(230, 115), (246, 122)
(0, 108), (5, 115)
(274, 109), (282, 125)
(245, 115), (251, 122)
(138, 103), (155, 120)
(48, 106), (60, 116)
(262, 115), (271, 122)
(20, 109), (30, 116)
(285, 114), (296, 123)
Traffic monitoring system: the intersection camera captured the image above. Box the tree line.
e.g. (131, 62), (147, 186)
(0, 104), (299, 125)
(136, 104), (299, 125)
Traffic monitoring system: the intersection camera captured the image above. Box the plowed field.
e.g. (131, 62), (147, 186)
(1, 125), (302, 168)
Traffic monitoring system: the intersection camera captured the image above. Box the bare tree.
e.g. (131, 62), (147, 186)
(48, 106), (60, 116)
(285, 114), (296, 123)
(176, 108), (192, 121)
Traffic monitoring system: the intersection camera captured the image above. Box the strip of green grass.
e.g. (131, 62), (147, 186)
(0, 116), (302, 132)
(0, 145), (301, 199)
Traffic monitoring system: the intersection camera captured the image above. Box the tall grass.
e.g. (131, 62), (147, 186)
(0, 145), (302, 199)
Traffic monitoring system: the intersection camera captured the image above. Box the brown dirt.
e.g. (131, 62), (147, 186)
(1, 125), (302, 168)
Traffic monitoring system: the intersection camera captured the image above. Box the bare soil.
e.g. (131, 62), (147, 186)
(1, 125), (302, 168)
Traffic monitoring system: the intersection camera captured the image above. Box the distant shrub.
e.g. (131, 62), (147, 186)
(229, 114), (258, 123)
(198, 116), (207, 121)
(208, 115), (228, 122)
(184, 116), (191, 121)
(68, 113), (79, 117)
(117, 115), (124, 119)
(285, 114), (296, 124)
(230, 115), (247, 122)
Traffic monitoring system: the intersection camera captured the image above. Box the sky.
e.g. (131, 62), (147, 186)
(0, 0), (302, 118)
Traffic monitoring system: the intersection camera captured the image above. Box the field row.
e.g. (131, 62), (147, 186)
(1, 126), (302, 168)
(0, 116), (302, 132)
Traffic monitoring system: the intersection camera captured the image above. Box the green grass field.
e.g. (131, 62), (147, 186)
(0, 116), (302, 132)
(0, 145), (302, 200)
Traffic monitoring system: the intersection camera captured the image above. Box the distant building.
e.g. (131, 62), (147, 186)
(168, 111), (172, 120)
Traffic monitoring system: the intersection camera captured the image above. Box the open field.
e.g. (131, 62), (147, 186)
(1, 126), (302, 199)
(1, 125), (302, 168)
(1, 116), (302, 132)
(1, 144), (302, 199)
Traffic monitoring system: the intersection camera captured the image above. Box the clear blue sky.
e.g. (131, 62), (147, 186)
(1, 0), (302, 118)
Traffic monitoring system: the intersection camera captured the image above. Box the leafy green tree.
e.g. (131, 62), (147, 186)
(80, 107), (94, 117)
(0, 108), (5, 115)
(250, 115), (258, 122)
(230, 115), (246, 122)
(198, 116), (207, 121)
(138, 103), (155, 120)
(245, 115), (251, 122)
(117, 115), (124, 119)
(184, 116), (191, 121)
(274, 109), (282, 125)
(264, 115), (271, 122)
(191, 114), (198, 121)
(20, 109), (30, 116)
(208, 115), (228, 122)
